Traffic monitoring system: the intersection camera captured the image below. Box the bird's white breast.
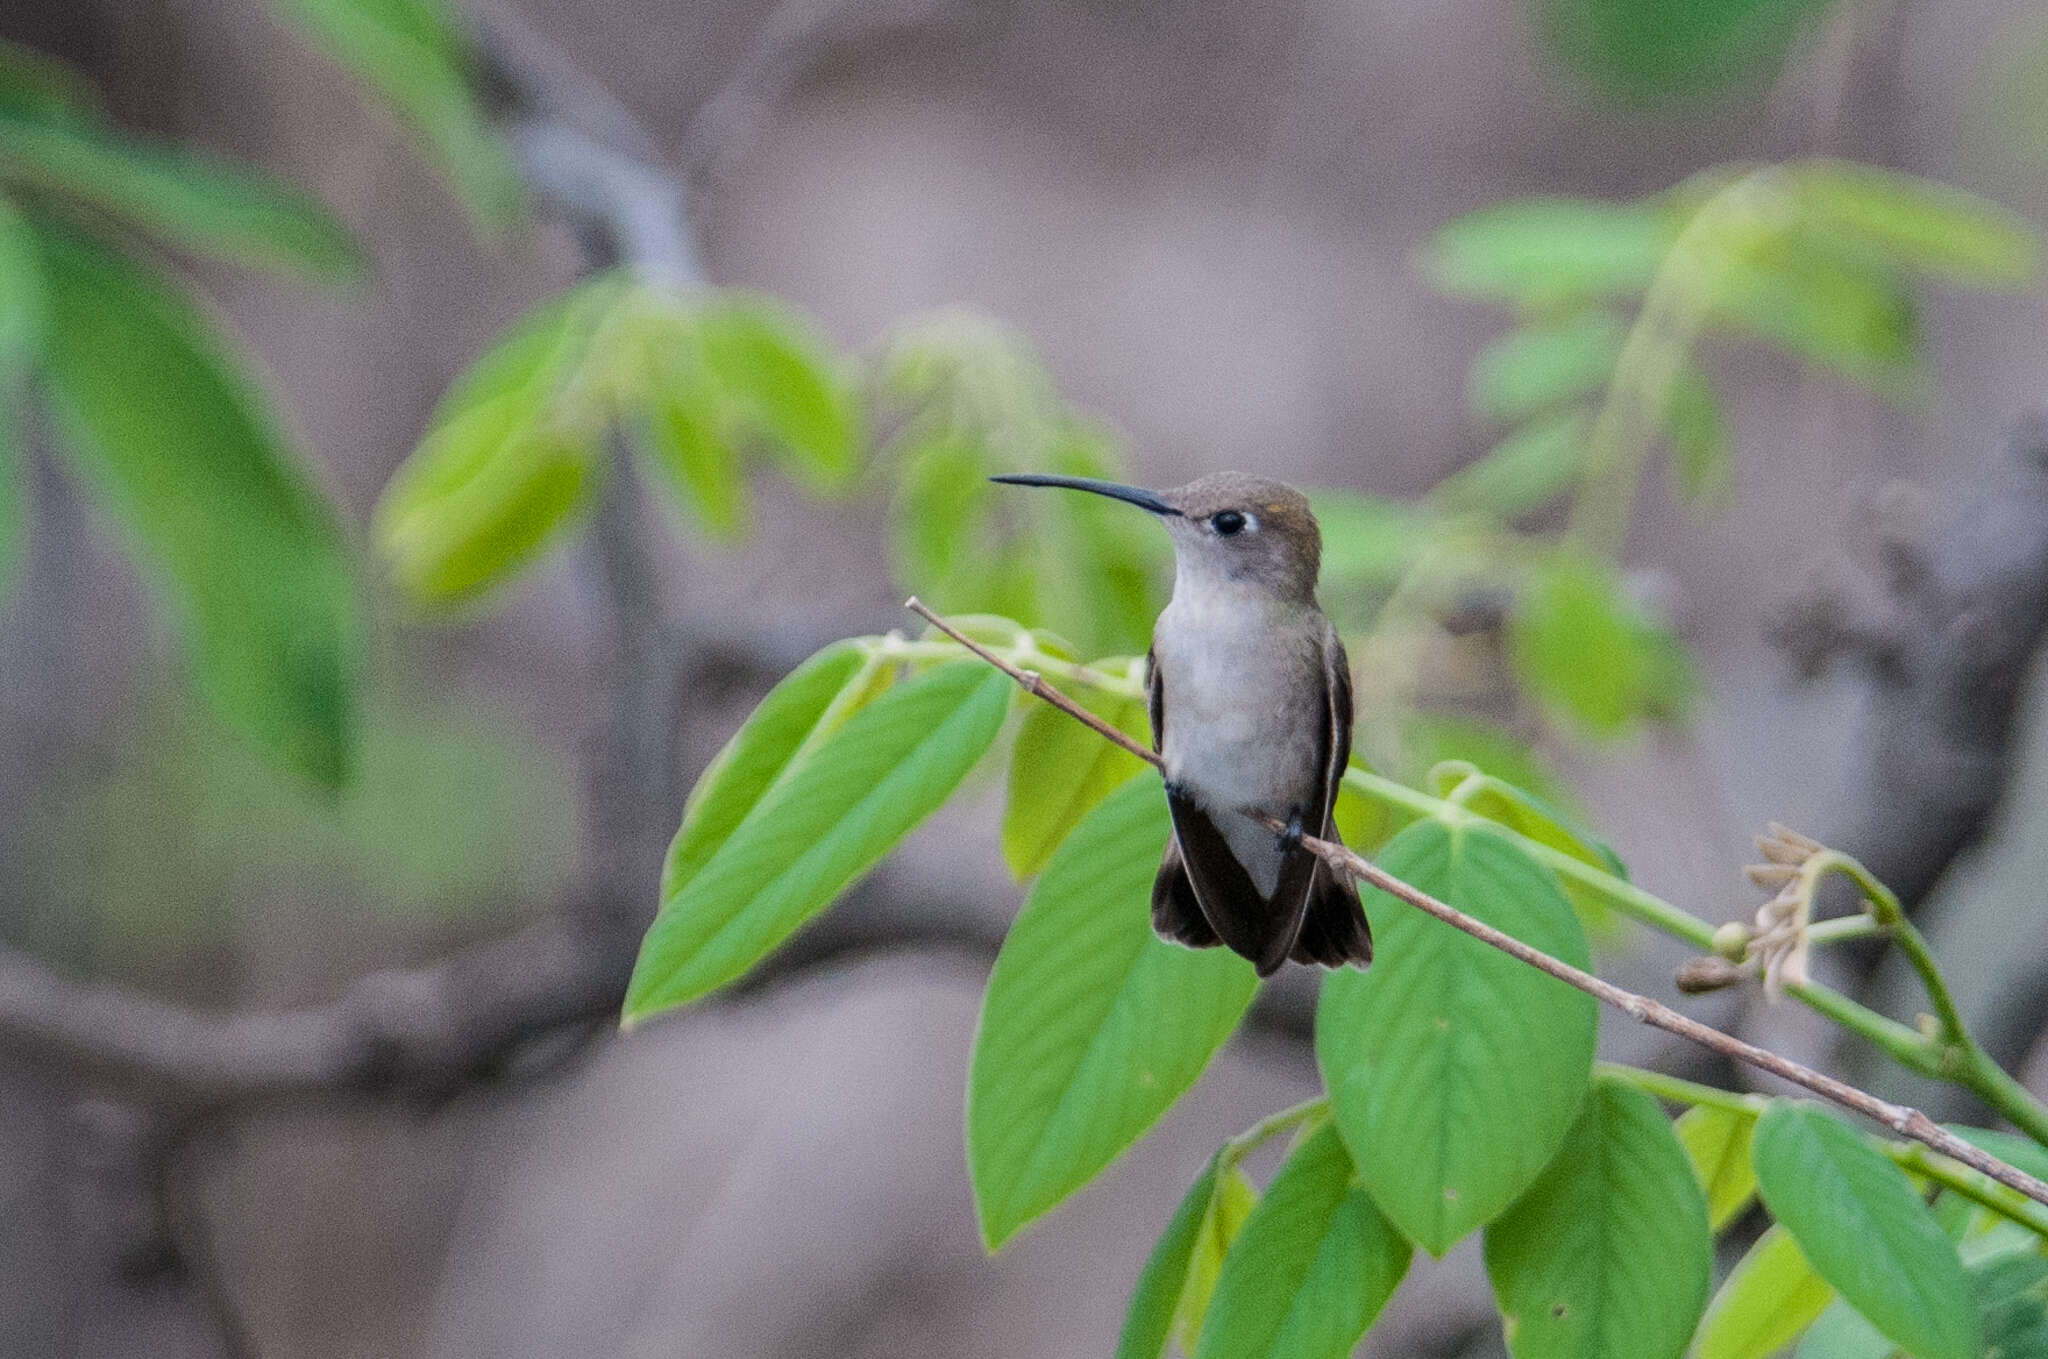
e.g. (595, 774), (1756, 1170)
(1151, 587), (1326, 895)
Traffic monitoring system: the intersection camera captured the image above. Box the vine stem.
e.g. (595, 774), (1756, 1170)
(1599, 1062), (2048, 1240)
(905, 597), (2048, 1212)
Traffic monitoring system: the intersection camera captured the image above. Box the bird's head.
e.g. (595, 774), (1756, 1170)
(991, 470), (1323, 602)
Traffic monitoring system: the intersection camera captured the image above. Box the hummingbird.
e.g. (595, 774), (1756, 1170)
(991, 471), (1371, 977)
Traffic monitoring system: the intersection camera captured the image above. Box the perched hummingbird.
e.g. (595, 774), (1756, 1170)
(991, 471), (1371, 977)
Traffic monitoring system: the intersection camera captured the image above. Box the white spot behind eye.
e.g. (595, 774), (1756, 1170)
(1242, 512), (1259, 533)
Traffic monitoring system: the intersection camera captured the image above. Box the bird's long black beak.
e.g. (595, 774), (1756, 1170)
(989, 473), (1180, 516)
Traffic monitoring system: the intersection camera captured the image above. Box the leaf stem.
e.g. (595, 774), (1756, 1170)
(1597, 1061), (1763, 1116)
(1603, 1062), (2048, 1239)
(1222, 1098), (1329, 1166)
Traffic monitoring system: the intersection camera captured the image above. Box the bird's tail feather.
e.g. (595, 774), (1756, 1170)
(1290, 859), (1373, 969)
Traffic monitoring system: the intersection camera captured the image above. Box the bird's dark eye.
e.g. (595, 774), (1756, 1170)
(1211, 510), (1246, 536)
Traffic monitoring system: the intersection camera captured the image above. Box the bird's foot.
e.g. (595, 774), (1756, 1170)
(1276, 806), (1304, 854)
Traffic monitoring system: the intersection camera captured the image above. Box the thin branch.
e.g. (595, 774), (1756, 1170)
(906, 598), (2048, 1211)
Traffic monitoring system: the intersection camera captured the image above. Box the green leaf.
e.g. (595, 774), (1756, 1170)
(34, 226), (359, 784)
(1002, 669), (1149, 879)
(1533, 0), (1833, 103)
(1512, 550), (1686, 736)
(270, 0), (524, 234)
(1195, 1120), (1412, 1359)
(1676, 1103), (1759, 1231)
(1176, 1166), (1260, 1355)
(1711, 234), (1922, 399)
(1116, 1152), (1234, 1359)
(638, 375), (745, 539)
(375, 283), (616, 603)
(1423, 199), (1666, 306)
(0, 117), (364, 285)
(659, 640), (880, 901)
(968, 776), (1260, 1250)
(1693, 1226), (1835, 1359)
(697, 295), (862, 492)
(1466, 313), (1624, 424)
(1789, 160), (2037, 289)
(1796, 1300), (1894, 1359)
(1751, 1101), (1978, 1359)
(1483, 1077), (1711, 1359)
(1974, 1251), (2048, 1359)
(1316, 820), (1597, 1255)
(1664, 365), (1733, 506)
(626, 661), (1012, 1022)
(1434, 409), (1588, 518)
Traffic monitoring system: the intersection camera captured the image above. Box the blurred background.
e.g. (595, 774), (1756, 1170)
(2, 0), (2047, 1354)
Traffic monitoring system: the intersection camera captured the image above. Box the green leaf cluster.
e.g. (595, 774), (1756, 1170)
(877, 310), (1166, 657)
(1424, 160), (2036, 538)
(374, 277), (862, 604)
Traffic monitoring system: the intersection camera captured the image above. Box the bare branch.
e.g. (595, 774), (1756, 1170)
(907, 599), (2048, 1210)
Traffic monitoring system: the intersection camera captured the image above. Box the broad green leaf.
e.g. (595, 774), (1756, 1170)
(1484, 1077), (1711, 1359)
(1751, 1101), (1978, 1359)
(270, 0), (524, 233)
(0, 117), (364, 285)
(969, 776), (1260, 1249)
(626, 662), (1012, 1022)
(1001, 668), (1149, 879)
(1467, 313), (1624, 424)
(1317, 820), (1597, 1255)
(1789, 161), (2037, 288)
(1423, 199), (1665, 306)
(1795, 1300), (1893, 1359)
(34, 226), (359, 784)
(1195, 1121), (1412, 1359)
(1176, 1167), (1260, 1355)
(1693, 1226), (1835, 1359)
(1117, 1152), (1230, 1359)
(1676, 1103), (1759, 1231)
(375, 283), (615, 602)
(1664, 365), (1733, 506)
(1512, 551), (1684, 736)
(1434, 409), (1588, 518)
(659, 640), (880, 901)
(698, 296), (862, 492)
(1425, 761), (1629, 935)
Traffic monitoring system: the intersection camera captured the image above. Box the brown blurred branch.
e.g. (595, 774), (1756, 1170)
(906, 597), (2048, 1210)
